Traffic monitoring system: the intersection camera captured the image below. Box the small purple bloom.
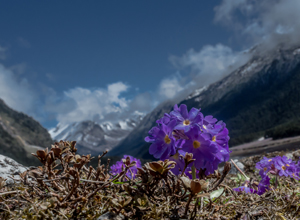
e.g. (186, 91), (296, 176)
(156, 113), (172, 125)
(169, 152), (185, 175)
(145, 119), (177, 160)
(257, 174), (270, 195)
(181, 126), (218, 173)
(203, 115), (218, 126)
(170, 104), (203, 132)
(184, 166), (199, 179)
(109, 155), (142, 179)
(233, 186), (256, 194)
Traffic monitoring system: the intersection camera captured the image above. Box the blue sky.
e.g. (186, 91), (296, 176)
(0, 0), (299, 128)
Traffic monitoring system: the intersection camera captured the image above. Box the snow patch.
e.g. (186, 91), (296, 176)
(240, 61), (260, 76)
(49, 123), (70, 139)
(293, 48), (300, 55)
(186, 86), (207, 100)
(257, 137), (265, 141)
(0, 154), (27, 182)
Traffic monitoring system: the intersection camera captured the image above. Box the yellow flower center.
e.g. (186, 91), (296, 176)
(263, 167), (267, 172)
(193, 140), (201, 149)
(281, 165), (286, 170)
(164, 135), (171, 144)
(268, 159), (272, 162)
(203, 125), (207, 129)
(172, 152), (179, 159)
(183, 120), (190, 126)
(286, 164), (290, 167)
(212, 136), (216, 142)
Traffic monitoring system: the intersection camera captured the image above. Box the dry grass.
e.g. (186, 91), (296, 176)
(0, 141), (299, 220)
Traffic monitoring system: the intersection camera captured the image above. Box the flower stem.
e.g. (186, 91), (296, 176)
(192, 164), (196, 180)
(230, 159), (250, 181)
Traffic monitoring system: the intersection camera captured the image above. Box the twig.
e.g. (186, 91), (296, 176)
(231, 159), (250, 181)
(0, 190), (21, 196)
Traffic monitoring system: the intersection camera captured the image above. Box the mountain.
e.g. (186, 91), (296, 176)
(109, 46), (300, 159)
(0, 99), (53, 166)
(49, 112), (144, 155)
(108, 101), (176, 159)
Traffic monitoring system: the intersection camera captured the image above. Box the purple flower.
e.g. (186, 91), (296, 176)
(169, 152), (185, 175)
(145, 104), (230, 176)
(181, 126), (219, 174)
(170, 104), (203, 132)
(156, 113), (172, 125)
(184, 166), (199, 179)
(257, 174), (270, 195)
(256, 157), (273, 176)
(110, 155), (142, 179)
(203, 115), (218, 126)
(233, 186), (257, 194)
(145, 120), (177, 160)
(256, 156), (300, 180)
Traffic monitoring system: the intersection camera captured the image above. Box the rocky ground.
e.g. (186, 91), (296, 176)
(230, 135), (300, 160)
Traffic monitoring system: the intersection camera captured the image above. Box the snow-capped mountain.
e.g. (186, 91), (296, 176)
(109, 46), (300, 159)
(49, 112), (144, 155)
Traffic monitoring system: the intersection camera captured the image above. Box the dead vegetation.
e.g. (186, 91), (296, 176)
(0, 141), (298, 219)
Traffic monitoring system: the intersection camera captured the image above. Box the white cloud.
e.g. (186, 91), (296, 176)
(9, 62), (27, 76)
(169, 44), (250, 89)
(51, 82), (130, 124)
(158, 77), (183, 100)
(215, 0), (300, 50)
(0, 64), (37, 115)
(129, 92), (154, 112)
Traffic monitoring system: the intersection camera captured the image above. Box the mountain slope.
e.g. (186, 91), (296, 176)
(49, 113), (144, 155)
(108, 101), (175, 159)
(0, 99), (53, 166)
(110, 47), (300, 159)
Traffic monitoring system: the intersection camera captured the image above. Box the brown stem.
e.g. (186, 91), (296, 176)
(231, 159), (249, 180)
(62, 171), (80, 202)
(184, 193), (194, 216)
(86, 172), (123, 200)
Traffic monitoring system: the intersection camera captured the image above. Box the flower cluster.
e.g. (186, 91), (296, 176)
(256, 156), (300, 180)
(110, 155), (142, 179)
(234, 156), (300, 195)
(145, 104), (230, 176)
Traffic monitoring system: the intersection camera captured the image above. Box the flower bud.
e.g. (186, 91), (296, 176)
(184, 153), (195, 167)
(223, 161), (231, 175)
(190, 179), (202, 194)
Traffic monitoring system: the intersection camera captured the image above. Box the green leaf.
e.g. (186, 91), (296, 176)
(210, 188), (224, 201)
(113, 181), (125, 184)
(270, 177), (276, 185)
(223, 197), (230, 204)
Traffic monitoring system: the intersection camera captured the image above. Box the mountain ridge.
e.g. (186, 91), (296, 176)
(109, 46), (300, 159)
(49, 113), (144, 155)
(0, 99), (53, 166)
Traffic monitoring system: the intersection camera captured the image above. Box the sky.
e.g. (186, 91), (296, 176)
(1, 0), (300, 129)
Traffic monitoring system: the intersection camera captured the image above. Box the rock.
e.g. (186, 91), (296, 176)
(219, 159), (245, 175)
(285, 153), (293, 160)
(97, 212), (125, 220)
(0, 154), (27, 183)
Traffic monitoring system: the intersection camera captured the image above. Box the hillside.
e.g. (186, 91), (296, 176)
(0, 99), (53, 166)
(49, 113), (144, 155)
(109, 47), (300, 159)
